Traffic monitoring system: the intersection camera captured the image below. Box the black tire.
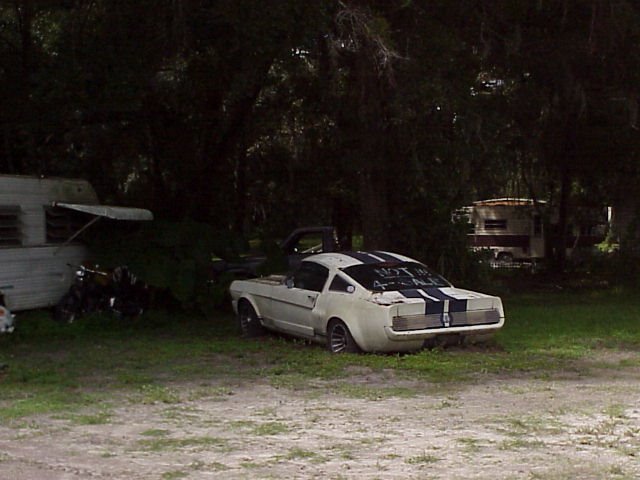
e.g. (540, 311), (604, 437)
(238, 302), (266, 337)
(111, 297), (145, 319)
(54, 293), (80, 324)
(327, 320), (360, 354)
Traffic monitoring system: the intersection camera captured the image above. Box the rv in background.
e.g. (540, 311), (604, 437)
(0, 175), (152, 312)
(465, 198), (545, 263)
(464, 198), (607, 264)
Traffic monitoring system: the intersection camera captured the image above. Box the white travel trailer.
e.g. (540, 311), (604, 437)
(0, 175), (152, 312)
(465, 198), (546, 263)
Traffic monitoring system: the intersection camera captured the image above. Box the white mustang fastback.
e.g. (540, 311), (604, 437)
(229, 251), (505, 353)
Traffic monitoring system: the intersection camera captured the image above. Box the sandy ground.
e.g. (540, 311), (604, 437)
(1, 355), (639, 480)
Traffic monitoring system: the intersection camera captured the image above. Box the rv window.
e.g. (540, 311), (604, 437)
(0, 206), (22, 246)
(484, 219), (507, 230)
(45, 207), (90, 244)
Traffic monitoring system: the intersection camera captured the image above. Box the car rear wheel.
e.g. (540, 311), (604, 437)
(327, 320), (360, 354)
(238, 302), (265, 337)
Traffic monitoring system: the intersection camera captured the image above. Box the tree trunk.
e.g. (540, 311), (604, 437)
(12, 0), (37, 173)
(359, 165), (389, 250)
(233, 152), (248, 235)
(553, 165), (571, 271)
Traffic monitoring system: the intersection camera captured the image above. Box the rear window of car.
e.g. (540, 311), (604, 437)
(342, 262), (450, 292)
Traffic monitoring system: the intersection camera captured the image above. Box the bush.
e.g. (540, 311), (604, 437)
(87, 219), (246, 313)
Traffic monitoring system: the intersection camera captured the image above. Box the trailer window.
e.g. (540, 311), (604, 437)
(0, 206), (22, 246)
(45, 207), (89, 243)
(484, 219), (507, 230)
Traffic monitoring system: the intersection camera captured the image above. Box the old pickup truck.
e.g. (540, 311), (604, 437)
(212, 226), (340, 279)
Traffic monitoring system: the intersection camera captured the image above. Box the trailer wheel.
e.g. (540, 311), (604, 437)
(54, 293), (80, 324)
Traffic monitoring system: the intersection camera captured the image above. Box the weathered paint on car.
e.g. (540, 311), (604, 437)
(229, 251), (505, 353)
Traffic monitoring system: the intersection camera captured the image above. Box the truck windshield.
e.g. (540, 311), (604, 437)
(342, 262), (450, 292)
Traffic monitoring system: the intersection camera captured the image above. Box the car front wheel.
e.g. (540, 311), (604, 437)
(327, 320), (360, 353)
(238, 302), (265, 337)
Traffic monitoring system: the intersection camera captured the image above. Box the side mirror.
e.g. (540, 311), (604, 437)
(285, 277), (294, 289)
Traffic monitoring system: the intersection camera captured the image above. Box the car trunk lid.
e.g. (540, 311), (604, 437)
(370, 287), (502, 331)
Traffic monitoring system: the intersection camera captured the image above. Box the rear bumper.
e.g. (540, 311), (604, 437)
(383, 319), (504, 342)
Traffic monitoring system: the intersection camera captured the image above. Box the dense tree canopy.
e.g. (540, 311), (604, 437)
(1, 0), (639, 277)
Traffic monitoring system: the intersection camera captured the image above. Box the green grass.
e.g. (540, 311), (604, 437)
(252, 421), (290, 436)
(67, 409), (113, 425)
(161, 470), (188, 480)
(138, 435), (229, 452)
(405, 451), (440, 464)
(141, 428), (171, 437)
(496, 289), (640, 352)
(0, 288), (639, 422)
(283, 447), (326, 463)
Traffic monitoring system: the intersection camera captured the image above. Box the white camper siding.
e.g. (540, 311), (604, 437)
(468, 199), (546, 261)
(472, 206), (534, 236)
(0, 176), (98, 247)
(0, 245), (87, 310)
(0, 176), (100, 310)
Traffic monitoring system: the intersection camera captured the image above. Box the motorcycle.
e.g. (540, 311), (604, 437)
(54, 264), (149, 323)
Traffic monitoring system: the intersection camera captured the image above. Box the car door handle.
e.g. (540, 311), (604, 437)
(307, 295), (316, 302)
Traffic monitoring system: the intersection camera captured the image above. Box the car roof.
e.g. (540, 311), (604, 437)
(304, 251), (418, 270)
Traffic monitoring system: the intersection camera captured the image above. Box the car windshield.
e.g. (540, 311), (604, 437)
(342, 262), (450, 292)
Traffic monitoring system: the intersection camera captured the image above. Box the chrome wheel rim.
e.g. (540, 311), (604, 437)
(239, 309), (250, 332)
(330, 324), (348, 353)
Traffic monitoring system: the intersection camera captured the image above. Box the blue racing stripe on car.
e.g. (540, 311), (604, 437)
(342, 251), (381, 264)
(372, 251), (402, 262)
(426, 302), (444, 315)
(400, 289), (467, 321)
(423, 288), (456, 302)
(398, 289), (424, 298)
(399, 289), (428, 315)
(449, 300), (468, 313)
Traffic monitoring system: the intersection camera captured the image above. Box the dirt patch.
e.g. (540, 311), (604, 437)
(1, 355), (639, 479)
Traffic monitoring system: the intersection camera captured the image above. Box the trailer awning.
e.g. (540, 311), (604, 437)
(54, 202), (153, 221)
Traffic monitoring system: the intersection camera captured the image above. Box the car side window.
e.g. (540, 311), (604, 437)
(328, 274), (355, 293)
(293, 262), (329, 292)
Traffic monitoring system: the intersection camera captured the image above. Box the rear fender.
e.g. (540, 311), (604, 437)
(324, 303), (386, 352)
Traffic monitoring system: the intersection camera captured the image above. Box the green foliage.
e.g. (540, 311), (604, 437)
(88, 220), (246, 311)
(255, 238), (288, 276)
(0, 0), (638, 281)
(600, 251), (640, 287)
